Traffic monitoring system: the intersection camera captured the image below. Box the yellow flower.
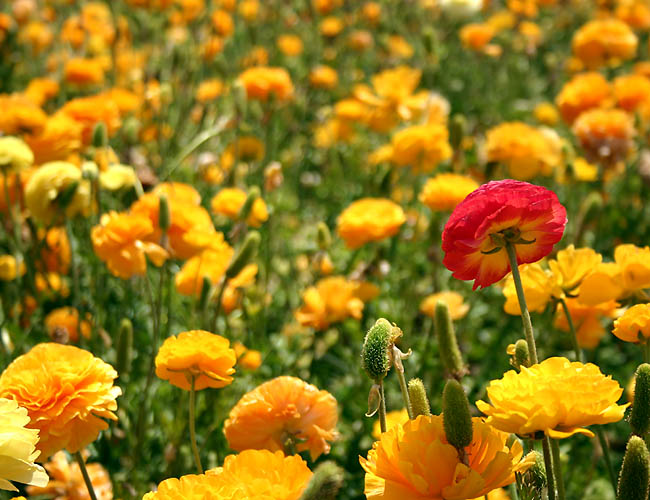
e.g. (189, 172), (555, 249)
(554, 299), (619, 349)
(174, 245), (234, 297)
(196, 78), (225, 103)
(533, 102), (559, 126)
(337, 198), (406, 249)
(419, 174), (478, 211)
(0, 136), (33, 173)
(237, 67), (294, 102)
(25, 161), (91, 224)
(155, 330), (236, 391)
(211, 187), (268, 227)
(361, 415), (534, 499)
(613, 303), (650, 343)
(390, 124), (452, 173)
(0, 255), (25, 281)
(371, 408), (409, 439)
(573, 108), (635, 167)
(577, 262), (625, 305)
(477, 357), (628, 439)
(419, 291), (470, 320)
(614, 244), (650, 292)
(572, 18), (638, 69)
(502, 263), (556, 315)
(309, 65), (338, 90)
(0, 398), (48, 491)
(99, 164), (138, 191)
(548, 245), (602, 294)
(277, 34), (303, 56)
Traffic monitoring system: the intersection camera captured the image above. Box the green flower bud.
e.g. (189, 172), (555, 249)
(449, 115), (466, 151)
(116, 318), (133, 376)
(123, 116), (141, 144)
(617, 436), (650, 500)
(521, 450), (547, 494)
(158, 195), (170, 232)
(92, 121), (108, 149)
(226, 231), (261, 279)
(422, 27), (437, 55)
(408, 378), (431, 417)
(434, 301), (466, 379)
(630, 364), (650, 436)
(362, 318), (393, 381)
(299, 461), (344, 500)
(513, 339), (531, 370)
(238, 186), (261, 222)
(317, 222), (331, 250)
(442, 379), (473, 454)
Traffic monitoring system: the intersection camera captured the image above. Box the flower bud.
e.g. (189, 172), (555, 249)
(450, 114), (466, 151)
(238, 186), (261, 222)
(116, 318), (133, 376)
(630, 364), (650, 436)
(617, 436), (650, 500)
(92, 121), (108, 149)
(422, 27), (437, 55)
(513, 339), (531, 370)
(226, 231), (261, 279)
(158, 195), (170, 232)
(317, 222), (331, 250)
(434, 301), (466, 379)
(299, 461), (344, 500)
(123, 116), (141, 144)
(408, 378), (431, 417)
(442, 379), (473, 454)
(362, 318), (393, 381)
(520, 451), (546, 494)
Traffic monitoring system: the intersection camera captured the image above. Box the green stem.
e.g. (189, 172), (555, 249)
(189, 376), (203, 473)
(550, 439), (566, 500)
(596, 427), (618, 493)
(393, 347), (414, 420)
(378, 378), (387, 433)
(542, 437), (557, 500)
(558, 297), (583, 362)
(211, 278), (228, 332)
(505, 242), (539, 364)
(645, 340), (650, 364)
(65, 218), (81, 313)
(74, 451), (98, 500)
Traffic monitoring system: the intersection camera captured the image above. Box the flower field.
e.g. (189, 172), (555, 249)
(2, 0), (650, 498)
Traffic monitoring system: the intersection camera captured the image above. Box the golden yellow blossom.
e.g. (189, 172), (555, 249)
(337, 198), (405, 249)
(420, 291), (470, 320)
(419, 174), (478, 211)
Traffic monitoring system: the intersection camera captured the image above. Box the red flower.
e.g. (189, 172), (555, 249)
(442, 180), (567, 290)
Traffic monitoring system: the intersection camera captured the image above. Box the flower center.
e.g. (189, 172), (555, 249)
(482, 227), (536, 255)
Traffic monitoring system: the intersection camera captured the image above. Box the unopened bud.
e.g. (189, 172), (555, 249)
(408, 378), (431, 417)
(521, 451), (546, 494)
(617, 436), (650, 500)
(92, 121), (108, 148)
(158, 195), (170, 232)
(299, 461), (344, 500)
(226, 231), (260, 279)
(238, 186), (261, 222)
(317, 222), (331, 250)
(630, 364), (650, 436)
(422, 27), (437, 55)
(442, 379), (473, 455)
(361, 318), (393, 381)
(434, 301), (466, 379)
(513, 339), (531, 370)
(116, 318), (133, 376)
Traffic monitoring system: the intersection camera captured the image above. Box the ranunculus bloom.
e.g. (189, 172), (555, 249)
(0, 136), (33, 173)
(0, 343), (121, 459)
(361, 415), (534, 499)
(25, 161), (92, 224)
(477, 357), (628, 439)
(441, 180), (567, 290)
(294, 276), (379, 330)
(0, 398), (48, 491)
(59, 95), (122, 145)
(555, 72), (612, 124)
(27, 451), (113, 500)
(548, 244), (602, 294)
(155, 330), (236, 391)
(45, 307), (92, 343)
(143, 450), (312, 500)
(554, 298), (619, 349)
(174, 245), (234, 297)
(390, 124), (452, 173)
(337, 198), (406, 249)
(572, 18), (637, 69)
(210, 187), (268, 227)
(224, 376), (339, 460)
(0, 255), (25, 281)
(91, 211), (168, 279)
(237, 66), (294, 102)
(501, 263), (556, 315)
(309, 65), (338, 89)
(419, 173), (479, 212)
(419, 291), (470, 320)
(613, 303), (650, 343)
(40, 226), (71, 274)
(371, 408), (409, 440)
(460, 23), (495, 51)
(613, 74), (650, 112)
(572, 108), (635, 167)
(24, 113), (83, 164)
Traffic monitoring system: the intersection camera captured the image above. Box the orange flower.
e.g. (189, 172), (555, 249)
(64, 57), (105, 86)
(27, 451), (113, 500)
(420, 173), (479, 211)
(24, 113), (83, 164)
(233, 341), (263, 370)
(155, 330), (236, 391)
(390, 124), (452, 173)
(211, 9), (234, 36)
(60, 95), (122, 145)
(45, 307), (92, 343)
(420, 291), (470, 320)
(573, 108), (635, 166)
(24, 78), (59, 106)
(361, 415), (534, 499)
(143, 450), (312, 500)
(210, 187), (269, 227)
(617, 1), (650, 29)
(0, 94), (47, 135)
(320, 16), (344, 37)
(174, 245), (234, 297)
(40, 227), (71, 274)
(554, 299), (619, 349)
(309, 65), (339, 89)
(294, 276), (379, 330)
(0, 343), (121, 459)
(555, 72), (612, 124)
(572, 18), (637, 69)
(91, 211), (168, 279)
(277, 34), (303, 56)
(337, 198), (406, 249)
(222, 263), (258, 314)
(237, 67), (294, 102)
(613, 73), (650, 111)
(224, 376), (339, 460)
(460, 23), (495, 51)
(196, 78), (225, 103)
